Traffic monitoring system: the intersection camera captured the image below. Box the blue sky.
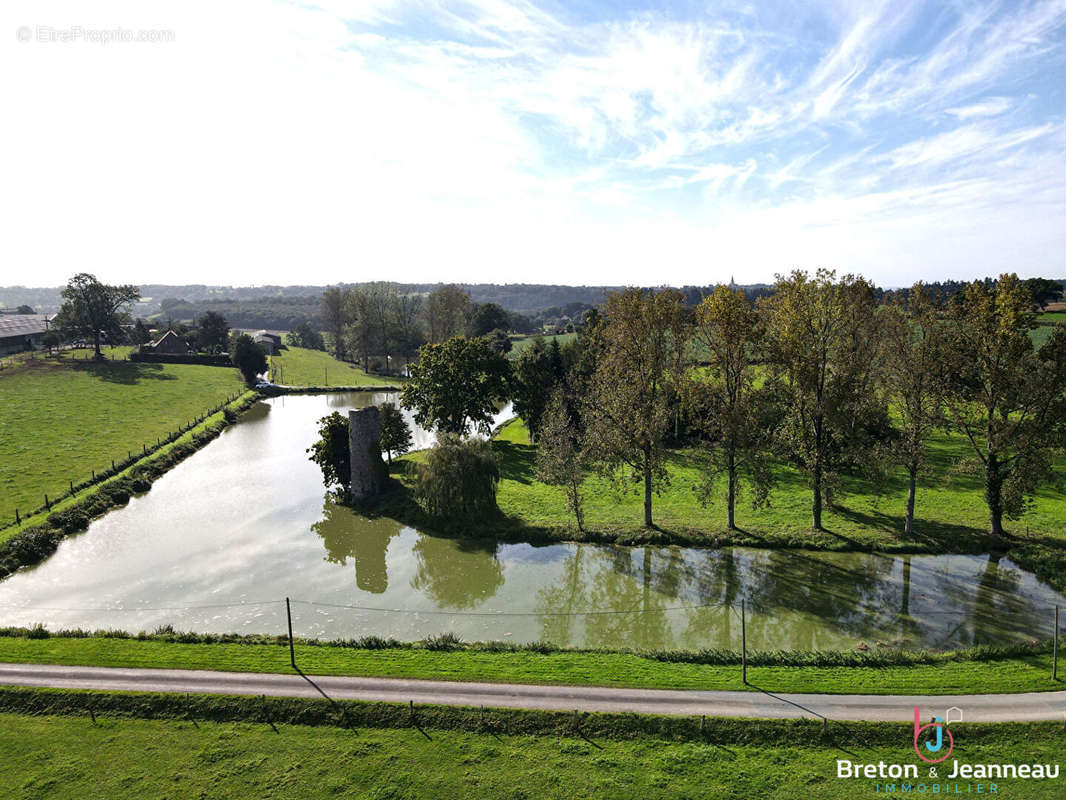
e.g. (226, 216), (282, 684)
(3, 0), (1065, 286)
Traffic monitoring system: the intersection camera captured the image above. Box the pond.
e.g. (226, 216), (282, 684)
(0, 393), (1063, 652)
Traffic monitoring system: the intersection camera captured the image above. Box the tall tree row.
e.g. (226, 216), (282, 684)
(582, 288), (688, 528)
(686, 285), (775, 530)
(941, 275), (1066, 537)
(760, 270), (885, 531)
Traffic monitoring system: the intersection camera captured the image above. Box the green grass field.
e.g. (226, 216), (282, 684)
(489, 418), (1066, 555)
(0, 349), (242, 527)
(509, 332), (577, 356)
(0, 635), (1060, 695)
(268, 346), (403, 387)
(2, 712), (1063, 799)
(1033, 312), (1066, 348)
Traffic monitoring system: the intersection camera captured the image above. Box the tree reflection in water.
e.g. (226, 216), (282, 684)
(310, 496), (401, 593)
(533, 545), (1051, 651)
(411, 536), (504, 609)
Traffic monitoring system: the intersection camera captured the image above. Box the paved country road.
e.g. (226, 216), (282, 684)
(2, 662), (1065, 722)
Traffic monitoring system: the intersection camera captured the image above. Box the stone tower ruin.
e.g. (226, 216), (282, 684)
(348, 406), (384, 502)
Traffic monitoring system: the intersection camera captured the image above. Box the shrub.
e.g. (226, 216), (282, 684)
(306, 412), (351, 492)
(414, 434), (500, 520)
(353, 635), (401, 650)
(2, 527), (61, 565)
(231, 333), (267, 385)
(26, 623), (50, 640)
(46, 509), (89, 534)
(421, 632), (463, 651)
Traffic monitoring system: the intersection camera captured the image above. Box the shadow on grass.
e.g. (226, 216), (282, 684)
(831, 506), (995, 554)
(493, 440), (537, 485)
(72, 359), (178, 385)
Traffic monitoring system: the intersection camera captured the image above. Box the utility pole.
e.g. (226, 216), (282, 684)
(741, 599), (748, 686)
(1055, 605), (1060, 682)
(286, 597), (296, 670)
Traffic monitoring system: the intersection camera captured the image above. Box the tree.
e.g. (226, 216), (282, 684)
(484, 329), (512, 355)
(130, 318), (153, 345)
(400, 336), (511, 435)
(394, 294), (426, 371)
(52, 273), (140, 359)
(881, 285), (946, 535)
(941, 274), (1066, 537)
(414, 434), (500, 520)
(42, 330), (61, 355)
(321, 287), (348, 360)
(378, 402), (413, 464)
(343, 288), (374, 372)
(306, 412), (351, 492)
(582, 288), (687, 527)
(468, 302), (510, 337)
(425, 285), (470, 343)
(15, 304), (34, 314)
(289, 322), (325, 351)
(510, 335), (563, 442)
(760, 270), (886, 531)
(231, 333), (267, 385)
(686, 285), (775, 530)
(197, 311), (230, 353)
(366, 282), (400, 371)
(535, 388), (588, 530)
(1022, 277), (1063, 311)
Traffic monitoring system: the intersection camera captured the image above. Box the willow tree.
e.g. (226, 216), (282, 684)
(760, 270), (885, 531)
(882, 285), (946, 535)
(686, 285), (775, 530)
(583, 288), (687, 528)
(941, 274), (1066, 537)
(414, 434), (500, 520)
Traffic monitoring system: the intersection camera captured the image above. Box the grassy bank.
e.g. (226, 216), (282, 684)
(0, 707), (1063, 799)
(268, 345), (404, 387)
(0, 348), (242, 527)
(487, 419), (1066, 552)
(0, 632), (1061, 695)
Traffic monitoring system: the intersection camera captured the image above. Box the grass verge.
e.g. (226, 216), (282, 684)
(0, 632), (1062, 695)
(0, 698), (1064, 798)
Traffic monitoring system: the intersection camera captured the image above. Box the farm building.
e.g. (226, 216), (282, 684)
(144, 330), (191, 354)
(0, 314), (52, 355)
(252, 330), (283, 355)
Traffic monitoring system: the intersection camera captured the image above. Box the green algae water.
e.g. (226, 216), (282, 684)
(0, 393), (1063, 651)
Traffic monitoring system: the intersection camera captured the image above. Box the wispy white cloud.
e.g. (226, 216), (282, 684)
(1, 0), (1065, 287)
(946, 97), (1013, 119)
